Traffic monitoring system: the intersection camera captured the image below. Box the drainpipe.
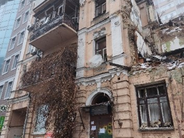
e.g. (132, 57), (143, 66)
(22, 93), (31, 138)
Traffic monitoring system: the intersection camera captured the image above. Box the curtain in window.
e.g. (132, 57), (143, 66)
(140, 105), (147, 125)
(148, 98), (161, 127)
(160, 97), (171, 126)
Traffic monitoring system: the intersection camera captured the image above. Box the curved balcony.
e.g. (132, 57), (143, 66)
(29, 14), (78, 51)
(28, 0), (79, 51)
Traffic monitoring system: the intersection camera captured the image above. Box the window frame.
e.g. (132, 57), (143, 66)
(9, 36), (16, 50)
(95, 0), (106, 17)
(15, 17), (21, 29)
(23, 10), (29, 23)
(136, 83), (173, 130)
(19, 0), (25, 10)
(95, 37), (107, 61)
(18, 30), (25, 45)
(12, 54), (19, 70)
(0, 85), (4, 99)
(34, 105), (48, 134)
(3, 59), (10, 74)
(4, 81), (13, 99)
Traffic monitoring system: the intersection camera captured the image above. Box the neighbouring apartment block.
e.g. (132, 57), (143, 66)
(1, 0), (79, 138)
(0, 0), (20, 71)
(0, 0), (34, 136)
(1, 0), (184, 138)
(152, 0), (184, 23)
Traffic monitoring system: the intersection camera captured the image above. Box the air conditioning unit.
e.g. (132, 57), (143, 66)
(30, 47), (37, 56)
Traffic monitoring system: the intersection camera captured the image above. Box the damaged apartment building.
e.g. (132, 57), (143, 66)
(2, 0), (184, 138)
(75, 0), (184, 138)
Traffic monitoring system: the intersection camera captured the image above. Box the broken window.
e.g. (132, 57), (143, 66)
(95, 37), (107, 61)
(136, 83), (173, 129)
(95, 0), (106, 17)
(34, 105), (48, 134)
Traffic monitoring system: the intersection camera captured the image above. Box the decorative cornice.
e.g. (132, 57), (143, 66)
(76, 68), (128, 86)
(86, 88), (113, 105)
(8, 94), (29, 104)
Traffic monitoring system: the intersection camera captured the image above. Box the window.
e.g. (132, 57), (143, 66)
(12, 54), (19, 69)
(9, 37), (16, 50)
(15, 17), (21, 29)
(34, 105), (48, 134)
(136, 83), (173, 129)
(95, 37), (107, 61)
(0, 86), (3, 98)
(5, 81), (13, 99)
(3, 59), (10, 73)
(18, 31), (25, 44)
(20, 0), (25, 9)
(24, 11), (29, 22)
(95, 0), (106, 17)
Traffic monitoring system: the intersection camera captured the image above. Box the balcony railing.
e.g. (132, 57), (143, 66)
(95, 2), (106, 17)
(21, 46), (77, 90)
(29, 14), (78, 42)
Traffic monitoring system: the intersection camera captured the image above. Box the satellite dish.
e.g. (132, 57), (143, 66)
(88, 54), (103, 68)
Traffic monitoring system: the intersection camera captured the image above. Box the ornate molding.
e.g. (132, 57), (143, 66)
(86, 88), (113, 106)
(76, 68), (128, 86)
(93, 27), (106, 39)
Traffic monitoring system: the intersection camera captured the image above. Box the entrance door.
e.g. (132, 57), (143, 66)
(90, 114), (112, 138)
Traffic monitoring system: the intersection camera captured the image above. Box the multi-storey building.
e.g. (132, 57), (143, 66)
(2, 0), (79, 138)
(0, 0), (20, 71)
(0, 0), (34, 137)
(152, 0), (184, 23)
(3, 0), (184, 138)
(0, 0), (20, 135)
(74, 0), (184, 138)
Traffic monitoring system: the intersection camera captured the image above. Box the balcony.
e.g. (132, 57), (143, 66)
(28, 0), (79, 51)
(21, 46), (77, 93)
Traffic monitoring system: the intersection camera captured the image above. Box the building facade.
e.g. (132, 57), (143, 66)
(0, 0), (20, 135)
(2, 0), (184, 138)
(74, 0), (184, 138)
(0, 0), (20, 71)
(0, 0), (34, 137)
(2, 0), (79, 138)
(153, 0), (184, 23)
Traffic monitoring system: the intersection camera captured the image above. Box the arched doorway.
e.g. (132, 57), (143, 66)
(89, 93), (113, 138)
